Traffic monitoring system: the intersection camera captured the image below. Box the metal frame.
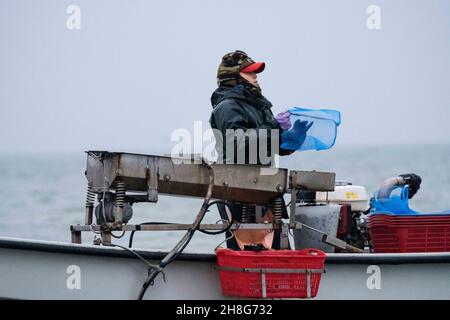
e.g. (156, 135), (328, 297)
(73, 151), (336, 246)
(70, 222), (303, 244)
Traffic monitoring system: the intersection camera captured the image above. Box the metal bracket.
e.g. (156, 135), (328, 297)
(71, 229), (81, 244)
(146, 160), (158, 202)
(322, 234), (365, 253)
(288, 170), (335, 229)
(322, 234), (348, 249)
(101, 230), (112, 245)
(289, 188), (297, 229)
(286, 172), (303, 230)
(280, 223), (290, 249)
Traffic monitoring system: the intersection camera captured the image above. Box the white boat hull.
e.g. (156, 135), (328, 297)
(1, 237), (450, 300)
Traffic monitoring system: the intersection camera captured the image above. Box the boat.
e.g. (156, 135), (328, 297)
(1, 150), (449, 300)
(2, 236), (450, 300)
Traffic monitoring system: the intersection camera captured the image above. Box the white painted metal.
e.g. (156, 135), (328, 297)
(1, 237), (450, 300)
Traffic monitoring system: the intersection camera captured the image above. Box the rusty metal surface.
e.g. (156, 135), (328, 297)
(85, 151), (288, 204)
(289, 170), (336, 192)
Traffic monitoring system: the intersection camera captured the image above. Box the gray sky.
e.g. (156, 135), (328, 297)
(0, 0), (449, 154)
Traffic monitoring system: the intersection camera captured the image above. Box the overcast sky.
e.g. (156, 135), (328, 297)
(0, 0), (449, 155)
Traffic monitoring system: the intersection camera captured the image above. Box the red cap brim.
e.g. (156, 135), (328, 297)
(241, 62), (265, 73)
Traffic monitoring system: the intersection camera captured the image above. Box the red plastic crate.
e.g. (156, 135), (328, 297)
(369, 215), (450, 253)
(216, 248), (326, 299)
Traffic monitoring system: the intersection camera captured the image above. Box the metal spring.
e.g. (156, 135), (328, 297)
(241, 206), (248, 223)
(241, 205), (255, 223)
(115, 181), (126, 208)
(273, 197), (284, 223)
(85, 185), (96, 208)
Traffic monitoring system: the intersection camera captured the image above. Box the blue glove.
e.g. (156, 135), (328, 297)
(281, 119), (314, 150)
(275, 111), (292, 130)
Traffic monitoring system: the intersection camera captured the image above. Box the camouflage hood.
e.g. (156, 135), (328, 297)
(216, 50), (265, 96)
(210, 84), (272, 110)
(217, 51), (254, 80)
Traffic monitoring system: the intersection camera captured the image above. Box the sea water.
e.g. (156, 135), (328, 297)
(0, 144), (449, 253)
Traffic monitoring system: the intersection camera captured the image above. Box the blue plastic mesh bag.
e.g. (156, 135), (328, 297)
(280, 107), (341, 151)
(370, 186), (416, 215)
(370, 186), (450, 216)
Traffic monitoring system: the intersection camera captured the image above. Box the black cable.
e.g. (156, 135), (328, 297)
(206, 200), (230, 207)
(198, 223), (233, 235)
(164, 232), (193, 265)
(102, 242), (166, 296)
(111, 230), (126, 239)
(165, 201), (229, 263)
(137, 228), (195, 300)
(129, 201), (233, 248)
(137, 163), (215, 300)
(162, 197), (213, 265)
(197, 201), (234, 235)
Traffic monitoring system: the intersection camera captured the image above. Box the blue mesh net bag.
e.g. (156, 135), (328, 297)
(280, 107), (341, 151)
(370, 186), (417, 215)
(370, 186), (450, 216)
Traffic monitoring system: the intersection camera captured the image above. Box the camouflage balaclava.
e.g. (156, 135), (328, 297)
(217, 50), (263, 96)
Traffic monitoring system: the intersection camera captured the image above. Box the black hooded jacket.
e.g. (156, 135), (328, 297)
(209, 84), (292, 165)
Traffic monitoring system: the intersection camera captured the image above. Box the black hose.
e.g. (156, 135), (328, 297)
(129, 201), (232, 247)
(137, 163), (215, 300)
(197, 200), (234, 235)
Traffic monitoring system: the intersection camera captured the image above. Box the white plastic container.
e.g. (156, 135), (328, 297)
(316, 185), (369, 212)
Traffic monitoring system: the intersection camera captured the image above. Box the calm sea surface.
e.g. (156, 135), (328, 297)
(1, 144), (449, 253)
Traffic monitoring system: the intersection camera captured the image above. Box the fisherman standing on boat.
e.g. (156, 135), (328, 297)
(209, 50), (310, 250)
(210, 50), (299, 166)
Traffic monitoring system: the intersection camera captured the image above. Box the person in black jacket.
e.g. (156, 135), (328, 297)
(209, 50), (304, 250)
(210, 50), (293, 166)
